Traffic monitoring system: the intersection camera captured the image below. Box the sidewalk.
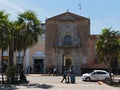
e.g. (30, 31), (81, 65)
(0, 74), (120, 90)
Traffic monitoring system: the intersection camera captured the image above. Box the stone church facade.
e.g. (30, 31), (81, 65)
(45, 11), (105, 74)
(1, 11), (120, 74)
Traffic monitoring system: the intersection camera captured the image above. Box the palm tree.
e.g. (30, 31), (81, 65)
(96, 28), (120, 84)
(8, 22), (14, 67)
(8, 21), (21, 67)
(13, 21), (25, 71)
(17, 10), (42, 70)
(0, 10), (9, 83)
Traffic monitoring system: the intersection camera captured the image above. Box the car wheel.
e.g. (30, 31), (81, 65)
(85, 77), (91, 81)
(104, 78), (110, 83)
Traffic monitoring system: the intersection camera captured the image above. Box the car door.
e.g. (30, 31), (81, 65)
(96, 71), (107, 80)
(91, 72), (99, 80)
(99, 72), (107, 80)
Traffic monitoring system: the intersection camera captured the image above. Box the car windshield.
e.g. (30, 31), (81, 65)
(89, 71), (94, 74)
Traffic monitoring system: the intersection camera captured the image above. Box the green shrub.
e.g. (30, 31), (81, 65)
(5, 66), (19, 84)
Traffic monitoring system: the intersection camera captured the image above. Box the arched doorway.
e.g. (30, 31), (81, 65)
(65, 58), (72, 67)
(32, 51), (45, 74)
(62, 55), (72, 72)
(34, 59), (44, 73)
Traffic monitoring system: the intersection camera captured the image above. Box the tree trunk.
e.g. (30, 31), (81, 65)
(108, 67), (113, 85)
(9, 42), (14, 67)
(1, 50), (4, 84)
(8, 42), (14, 84)
(108, 59), (113, 85)
(20, 48), (26, 71)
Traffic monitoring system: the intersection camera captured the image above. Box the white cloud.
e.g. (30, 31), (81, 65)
(0, 0), (24, 12)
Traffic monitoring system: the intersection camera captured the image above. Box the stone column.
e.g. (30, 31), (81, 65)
(77, 48), (81, 74)
(44, 58), (46, 73)
(59, 49), (63, 73)
(56, 48), (62, 74)
(72, 48), (76, 73)
(32, 57), (34, 73)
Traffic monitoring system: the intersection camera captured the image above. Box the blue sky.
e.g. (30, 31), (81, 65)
(0, 0), (120, 34)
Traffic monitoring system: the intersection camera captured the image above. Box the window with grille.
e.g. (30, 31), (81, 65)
(63, 35), (72, 46)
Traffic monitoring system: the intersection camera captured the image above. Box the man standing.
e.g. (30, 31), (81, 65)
(61, 70), (67, 83)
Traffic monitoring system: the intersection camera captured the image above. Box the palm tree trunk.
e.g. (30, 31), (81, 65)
(8, 42), (14, 84)
(108, 67), (113, 85)
(20, 48), (26, 71)
(9, 42), (14, 67)
(116, 59), (118, 75)
(108, 59), (113, 85)
(17, 51), (21, 73)
(1, 50), (4, 84)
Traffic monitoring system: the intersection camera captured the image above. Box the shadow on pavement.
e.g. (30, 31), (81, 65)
(0, 84), (18, 90)
(22, 83), (53, 89)
(0, 83), (53, 90)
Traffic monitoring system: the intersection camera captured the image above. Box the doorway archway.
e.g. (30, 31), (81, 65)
(65, 57), (72, 67)
(62, 55), (72, 72)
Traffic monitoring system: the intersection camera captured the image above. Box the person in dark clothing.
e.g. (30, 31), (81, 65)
(61, 70), (67, 83)
(20, 70), (28, 83)
(30, 66), (32, 73)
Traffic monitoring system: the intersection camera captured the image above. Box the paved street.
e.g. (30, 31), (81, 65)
(0, 74), (120, 90)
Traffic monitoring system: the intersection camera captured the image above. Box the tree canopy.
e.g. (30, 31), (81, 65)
(96, 28), (120, 65)
(0, 10), (42, 83)
(96, 28), (120, 84)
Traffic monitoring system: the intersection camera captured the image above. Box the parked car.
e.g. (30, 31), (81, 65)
(82, 70), (113, 81)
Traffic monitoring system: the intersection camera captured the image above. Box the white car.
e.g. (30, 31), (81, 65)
(82, 70), (113, 81)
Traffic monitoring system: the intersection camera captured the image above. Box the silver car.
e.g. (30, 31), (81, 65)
(82, 70), (112, 81)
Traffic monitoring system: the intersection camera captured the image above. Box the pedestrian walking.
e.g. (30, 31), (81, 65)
(61, 70), (67, 83)
(66, 68), (71, 83)
(30, 66), (32, 73)
(20, 70), (29, 83)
